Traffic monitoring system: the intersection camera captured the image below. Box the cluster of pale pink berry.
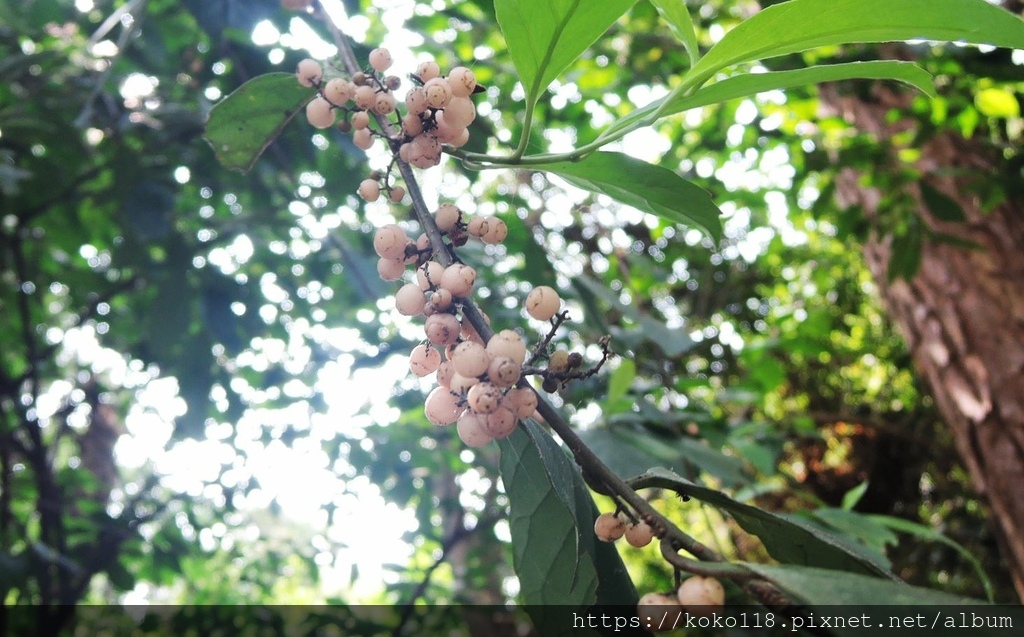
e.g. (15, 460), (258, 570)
(293, 49), (604, 447)
(595, 511), (725, 621)
(296, 48), (477, 170)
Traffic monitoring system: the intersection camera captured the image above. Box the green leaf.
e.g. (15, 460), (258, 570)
(920, 182), (967, 222)
(746, 563), (988, 611)
(650, 0), (700, 68)
(204, 72), (316, 173)
(631, 467), (895, 578)
(498, 421), (599, 614)
(580, 425), (752, 487)
(573, 275), (697, 357)
(602, 61), (934, 143)
(868, 514), (996, 602)
(887, 230), (923, 282)
(685, 0), (1024, 88)
(841, 480), (869, 511)
(605, 359), (635, 409)
(543, 152), (722, 241)
(494, 0), (637, 100)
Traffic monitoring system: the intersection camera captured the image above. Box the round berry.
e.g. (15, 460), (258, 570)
(324, 78), (354, 105)
(416, 60), (441, 82)
(351, 111), (371, 130)
(410, 344), (441, 377)
(624, 521), (654, 548)
(296, 58), (322, 87)
(449, 372), (480, 395)
(405, 87), (428, 115)
(436, 361), (455, 388)
(451, 341), (490, 378)
(506, 387), (538, 419)
(443, 96), (476, 128)
(637, 593), (683, 631)
(424, 313), (461, 346)
(434, 204), (460, 232)
(373, 224), (408, 260)
(526, 286), (561, 321)
(485, 330), (527, 365)
(594, 512), (627, 542)
(427, 288), (453, 312)
(369, 47), (393, 72)
(677, 576), (725, 616)
(448, 66), (477, 98)
(467, 382), (503, 415)
(388, 186), (406, 204)
(402, 113), (424, 136)
(376, 257), (405, 281)
(417, 261), (444, 290)
(395, 283), (426, 316)
(457, 411), (493, 447)
(487, 356), (521, 388)
(373, 92), (397, 115)
(548, 350), (569, 374)
(483, 404), (517, 439)
(423, 77), (453, 109)
(305, 97), (335, 129)
(352, 128), (374, 150)
(354, 85), (377, 110)
(439, 263), (476, 297)
(482, 219), (508, 245)
(359, 179), (382, 203)
(424, 387), (463, 425)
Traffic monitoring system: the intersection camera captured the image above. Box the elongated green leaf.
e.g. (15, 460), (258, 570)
(498, 421), (599, 617)
(868, 514), (995, 602)
(579, 425), (752, 487)
(747, 563), (987, 609)
(573, 275), (697, 357)
(495, 0), (637, 99)
(650, 0), (699, 68)
(601, 61), (933, 143)
(841, 480), (870, 511)
(204, 72), (316, 173)
(543, 152), (722, 241)
(631, 467), (895, 578)
(687, 0), (1024, 87)
(605, 359), (635, 408)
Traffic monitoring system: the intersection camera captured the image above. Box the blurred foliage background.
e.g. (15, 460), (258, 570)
(1, 0), (1021, 634)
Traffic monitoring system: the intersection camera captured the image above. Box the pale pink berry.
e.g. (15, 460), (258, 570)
(484, 404), (517, 439)
(395, 283), (426, 316)
(351, 111), (371, 130)
(424, 313), (461, 346)
(436, 361), (455, 388)
(467, 382), (503, 415)
(677, 577), (725, 616)
(376, 257), (405, 281)
(457, 411), (492, 447)
(354, 85), (377, 110)
(296, 58), (322, 86)
(359, 179), (382, 202)
(373, 92), (397, 115)
(434, 204), (460, 232)
(423, 77), (453, 109)
(402, 113), (423, 136)
(443, 96), (476, 128)
(449, 372), (480, 395)
(506, 387), (538, 419)
(416, 60), (441, 82)
(439, 263), (476, 297)
(624, 521), (654, 548)
(324, 78), (354, 105)
(526, 286), (561, 321)
(373, 224), (408, 260)
(424, 387), (463, 425)
(409, 344), (441, 377)
(417, 261), (445, 290)
(485, 330), (527, 365)
(451, 341), (490, 378)
(482, 219), (508, 245)
(447, 66), (477, 98)
(486, 356), (521, 388)
(594, 512), (627, 542)
(427, 288), (453, 312)
(388, 186), (406, 204)
(405, 87), (428, 115)
(369, 47), (393, 72)
(352, 128), (374, 150)
(305, 97), (335, 128)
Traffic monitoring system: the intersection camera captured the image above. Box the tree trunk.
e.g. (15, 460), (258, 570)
(824, 83), (1024, 601)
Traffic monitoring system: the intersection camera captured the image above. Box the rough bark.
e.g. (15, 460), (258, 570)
(823, 83), (1024, 600)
